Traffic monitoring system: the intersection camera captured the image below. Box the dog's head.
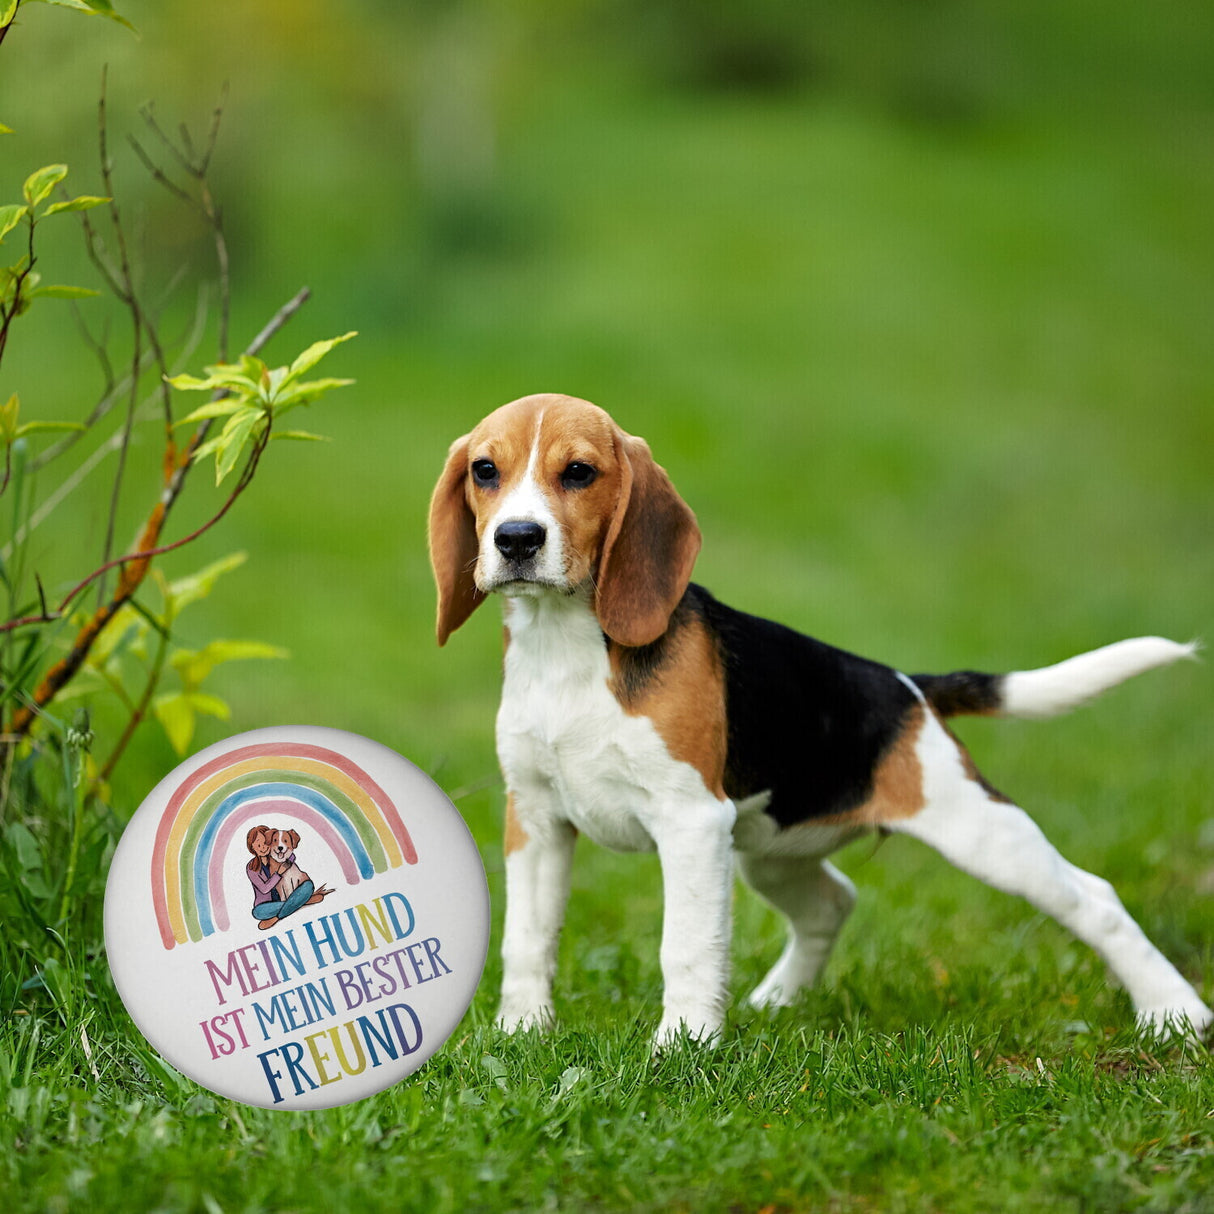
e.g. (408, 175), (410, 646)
(428, 394), (701, 648)
(268, 828), (300, 863)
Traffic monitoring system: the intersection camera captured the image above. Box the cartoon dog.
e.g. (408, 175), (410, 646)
(246, 825), (335, 931)
(429, 393), (1212, 1046)
(267, 828), (309, 899)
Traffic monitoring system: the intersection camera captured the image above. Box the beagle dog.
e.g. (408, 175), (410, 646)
(429, 393), (1211, 1046)
(267, 828), (308, 899)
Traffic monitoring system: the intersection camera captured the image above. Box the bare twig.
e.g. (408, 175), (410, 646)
(55, 411), (272, 616)
(97, 609), (169, 781)
(25, 282), (209, 479)
(241, 285), (312, 360)
(0, 214), (37, 373)
(126, 134), (193, 207)
(4, 285), (309, 736)
(134, 91), (231, 359)
(95, 68), (143, 600)
(4, 411), (274, 732)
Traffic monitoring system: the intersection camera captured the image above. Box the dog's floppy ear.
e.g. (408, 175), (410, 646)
(288, 830), (300, 850)
(428, 434), (487, 646)
(595, 430), (701, 648)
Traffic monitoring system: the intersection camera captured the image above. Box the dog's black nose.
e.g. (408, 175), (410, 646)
(494, 520), (546, 561)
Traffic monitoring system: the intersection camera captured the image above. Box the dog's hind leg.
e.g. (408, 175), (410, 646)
(887, 711), (1213, 1036)
(739, 855), (856, 1009)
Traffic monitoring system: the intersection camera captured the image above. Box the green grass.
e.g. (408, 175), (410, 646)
(5, 4), (1214, 1210)
(4, 903), (1214, 1213)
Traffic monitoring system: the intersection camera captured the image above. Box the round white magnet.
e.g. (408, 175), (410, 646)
(104, 726), (489, 1110)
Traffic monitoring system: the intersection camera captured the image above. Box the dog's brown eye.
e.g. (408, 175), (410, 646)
(471, 459), (499, 487)
(560, 461), (597, 489)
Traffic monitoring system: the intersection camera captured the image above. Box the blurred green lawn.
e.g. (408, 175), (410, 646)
(7, 0), (1214, 961)
(3, 4), (1214, 1206)
(5, 0), (1213, 927)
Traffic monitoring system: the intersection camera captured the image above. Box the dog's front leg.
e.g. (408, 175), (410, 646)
(497, 790), (576, 1033)
(652, 799), (737, 1048)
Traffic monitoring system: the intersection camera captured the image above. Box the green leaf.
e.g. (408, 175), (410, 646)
(80, 0), (135, 28)
(0, 124), (12, 136)
(272, 377), (356, 413)
(171, 638), (288, 689)
(14, 420), (87, 437)
(0, 393), (18, 444)
(186, 692), (231, 721)
(23, 164), (68, 209)
(0, 204), (27, 243)
(42, 195), (110, 216)
(262, 364), (288, 402)
(153, 692), (195, 756)
(270, 430), (330, 443)
(80, 0), (136, 30)
(177, 399), (245, 425)
(166, 369), (259, 396)
(151, 687), (239, 756)
(189, 434), (226, 464)
(164, 552), (247, 616)
(0, 1), (18, 27)
(214, 412), (259, 485)
(282, 331), (357, 388)
(29, 0), (135, 23)
(5, 821), (43, 872)
(236, 353), (269, 383)
(165, 372), (219, 392)
(219, 404), (261, 438)
(88, 603), (145, 667)
(26, 284), (100, 300)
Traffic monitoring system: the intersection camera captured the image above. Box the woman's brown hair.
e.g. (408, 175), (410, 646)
(246, 825), (272, 869)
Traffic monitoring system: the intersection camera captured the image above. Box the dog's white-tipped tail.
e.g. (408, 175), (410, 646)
(1001, 637), (1199, 720)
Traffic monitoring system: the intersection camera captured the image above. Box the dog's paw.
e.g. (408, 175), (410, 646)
(652, 1014), (723, 1053)
(1135, 1000), (1214, 1042)
(495, 1002), (554, 1034)
(746, 973), (800, 1011)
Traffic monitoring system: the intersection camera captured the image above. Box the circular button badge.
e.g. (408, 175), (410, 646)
(104, 726), (489, 1110)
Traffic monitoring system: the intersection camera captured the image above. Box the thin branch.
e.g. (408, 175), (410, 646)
(3, 417), (272, 718)
(139, 100), (199, 179)
(31, 337), (146, 474)
(133, 94), (231, 362)
(29, 280), (209, 476)
(126, 134), (193, 207)
(242, 285), (312, 360)
(177, 120), (196, 166)
(95, 68), (143, 602)
(9, 286), (257, 555)
(200, 84), (228, 177)
(0, 214), (37, 373)
(98, 596), (170, 781)
(57, 415), (272, 617)
(4, 285), (310, 736)
(70, 297), (116, 394)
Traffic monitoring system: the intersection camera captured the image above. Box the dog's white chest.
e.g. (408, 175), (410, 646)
(496, 595), (708, 852)
(278, 863), (305, 898)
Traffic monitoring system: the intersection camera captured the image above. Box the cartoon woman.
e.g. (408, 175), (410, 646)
(246, 825), (332, 930)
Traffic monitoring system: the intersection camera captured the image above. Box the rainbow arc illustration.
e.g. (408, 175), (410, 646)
(152, 742), (418, 949)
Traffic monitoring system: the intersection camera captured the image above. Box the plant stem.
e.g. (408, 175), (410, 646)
(3, 287), (308, 736)
(98, 621), (169, 783)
